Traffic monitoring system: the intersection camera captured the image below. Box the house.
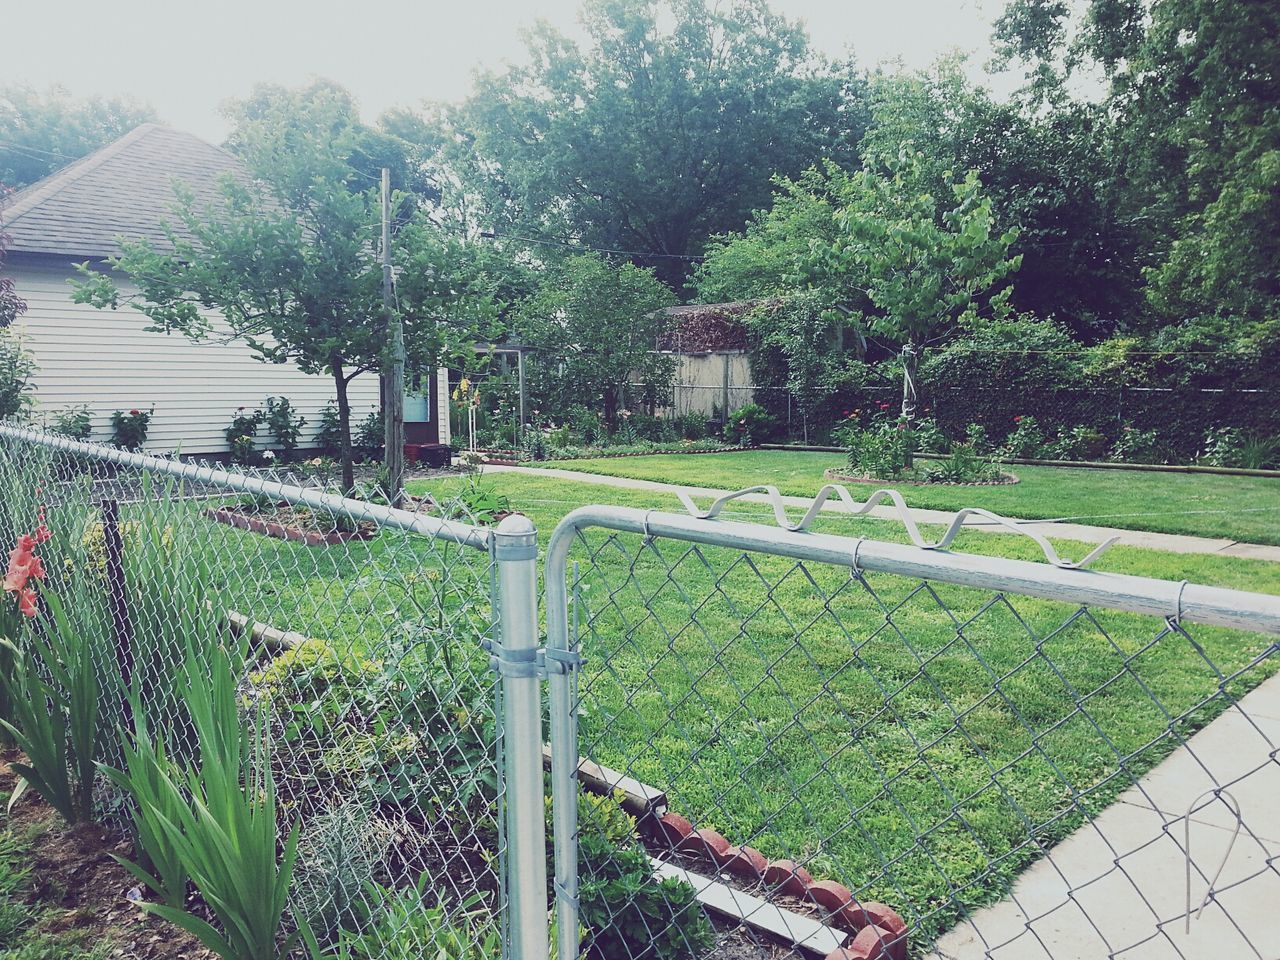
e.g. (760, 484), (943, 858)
(656, 301), (758, 419)
(2, 123), (450, 458)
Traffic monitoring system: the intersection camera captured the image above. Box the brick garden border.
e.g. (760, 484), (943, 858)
(651, 811), (909, 960)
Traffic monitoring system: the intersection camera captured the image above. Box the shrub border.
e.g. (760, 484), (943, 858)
(760, 445), (1280, 478)
(823, 467), (1019, 488)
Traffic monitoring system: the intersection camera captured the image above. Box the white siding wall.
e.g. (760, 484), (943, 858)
(12, 260), (382, 456)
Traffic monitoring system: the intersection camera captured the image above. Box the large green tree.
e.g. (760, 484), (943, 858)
(518, 254), (676, 427)
(73, 84), (496, 492)
(0, 85), (157, 189)
(426, 0), (868, 291)
(860, 61), (1143, 338)
(698, 150), (1021, 422)
(995, 0), (1280, 323)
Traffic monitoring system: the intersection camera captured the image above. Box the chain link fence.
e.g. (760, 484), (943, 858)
(544, 497), (1280, 960)
(0, 423), (547, 959)
(3, 422), (1278, 960)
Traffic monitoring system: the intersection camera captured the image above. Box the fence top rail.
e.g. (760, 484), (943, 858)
(0, 423), (492, 552)
(544, 504), (1280, 636)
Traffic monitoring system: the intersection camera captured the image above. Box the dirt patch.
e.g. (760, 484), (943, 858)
(1, 752), (215, 960)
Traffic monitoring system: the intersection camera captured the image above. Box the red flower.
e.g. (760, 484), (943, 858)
(129, 409), (141, 416)
(1013, 415), (1024, 424)
(33, 524), (51, 544)
(16, 587), (37, 618)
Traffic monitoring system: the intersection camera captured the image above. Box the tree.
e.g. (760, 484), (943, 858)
(73, 84), (496, 492)
(0, 85), (157, 189)
(995, 0), (1280, 323)
(428, 0), (868, 292)
(698, 150), (1020, 426)
(0, 188), (27, 328)
(518, 254), (676, 428)
(859, 61), (1143, 338)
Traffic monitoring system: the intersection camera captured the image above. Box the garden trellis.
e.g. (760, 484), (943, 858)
(1, 422), (1278, 960)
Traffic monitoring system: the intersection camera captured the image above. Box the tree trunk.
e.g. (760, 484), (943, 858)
(603, 387), (618, 432)
(333, 362), (355, 495)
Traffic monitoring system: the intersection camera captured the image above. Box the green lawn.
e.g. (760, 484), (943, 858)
(180, 472), (1279, 949)
(409, 473), (1278, 944)
(549, 449), (1280, 545)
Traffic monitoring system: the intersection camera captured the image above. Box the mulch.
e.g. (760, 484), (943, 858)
(0, 751), (215, 960)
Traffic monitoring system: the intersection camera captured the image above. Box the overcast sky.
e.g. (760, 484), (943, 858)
(7, 0), (1021, 143)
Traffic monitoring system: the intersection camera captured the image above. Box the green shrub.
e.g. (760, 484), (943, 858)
(225, 407), (267, 466)
(49, 405), (92, 441)
(964, 423), (993, 454)
(1109, 425), (1168, 464)
(264, 396), (307, 461)
(924, 444), (1001, 483)
(109, 408), (152, 451)
(330, 881), (499, 960)
(911, 417), (949, 454)
(1049, 425), (1109, 461)
(291, 802), (388, 948)
(723, 403), (773, 446)
(315, 403), (344, 457)
(353, 411), (384, 460)
(675, 413), (709, 441)
(0, 329), (35, 422)
(838, 418), (911, 479)
(1201, 427), (1280, 469)
(579, 831), (714, 960)
(1000, 416), (1048, 459)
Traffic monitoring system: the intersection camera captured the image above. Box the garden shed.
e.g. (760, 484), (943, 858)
(656, 301), (758, 419)
(2, 123), (450, 456)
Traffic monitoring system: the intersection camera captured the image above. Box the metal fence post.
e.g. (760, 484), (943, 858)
(492, 514), (550, 960)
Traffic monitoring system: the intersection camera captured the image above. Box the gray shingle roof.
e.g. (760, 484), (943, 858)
(3, 123), (247, 258)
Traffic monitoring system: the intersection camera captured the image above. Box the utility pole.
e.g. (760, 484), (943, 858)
(380, 168), (406, 507)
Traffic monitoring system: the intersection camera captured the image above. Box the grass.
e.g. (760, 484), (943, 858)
(415, 473), (1280, 943)
(124, 471), (1280, 949)
(0, 828), (112, 960)
(548, 449), (1280, 545)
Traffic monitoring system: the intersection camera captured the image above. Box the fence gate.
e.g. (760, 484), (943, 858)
(543, 491), (1280, 960)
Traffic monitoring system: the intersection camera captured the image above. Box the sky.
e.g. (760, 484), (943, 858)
(6, 0), (1022, 142)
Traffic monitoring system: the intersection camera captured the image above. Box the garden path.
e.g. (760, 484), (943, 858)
(926, 672), (1280, 959)
(482, 465), (1280, 562)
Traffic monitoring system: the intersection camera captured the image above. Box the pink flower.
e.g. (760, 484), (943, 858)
(16, 587), (37, 618)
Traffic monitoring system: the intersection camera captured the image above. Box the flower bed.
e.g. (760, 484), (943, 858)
(477, 442), (745, 466)
(823, 467), (1019, 487)
(204, 502), (378, 545)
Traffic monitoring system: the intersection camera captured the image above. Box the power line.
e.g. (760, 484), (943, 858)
(0, 139), (81, 162)
(478, 228), (706, 262)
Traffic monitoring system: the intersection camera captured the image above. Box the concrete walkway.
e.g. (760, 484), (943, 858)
(484, 465), (1280, 562)
(928, 673), (1280, 959)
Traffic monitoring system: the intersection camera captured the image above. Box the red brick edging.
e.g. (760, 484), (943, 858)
(651, 811), (908, 960)
(203, 507), (377, 547)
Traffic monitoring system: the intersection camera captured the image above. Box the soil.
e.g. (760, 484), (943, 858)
(0, 752), (216, 960)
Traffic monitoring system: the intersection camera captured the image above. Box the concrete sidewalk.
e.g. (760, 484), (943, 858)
(483, 465), (1280, 562)
(928, 673), (1280, 959)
